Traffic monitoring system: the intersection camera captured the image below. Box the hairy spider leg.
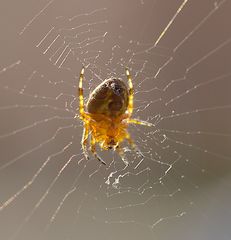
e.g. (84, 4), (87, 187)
(78, 66), (85, 118)
(90, 135), (106, 165)
(128, 118), (154, 127)
(125, 68), (153, 127)
(125, 68), (134, 117)
(78, 66), (91, 161)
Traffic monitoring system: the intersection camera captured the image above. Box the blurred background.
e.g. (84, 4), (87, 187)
(0, 0), (231, 239)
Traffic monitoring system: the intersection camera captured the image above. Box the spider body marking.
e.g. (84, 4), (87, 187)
(87, 78), (128, 118)
(77, 67), (152, 165)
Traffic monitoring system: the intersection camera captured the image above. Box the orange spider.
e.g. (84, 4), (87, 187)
(76, 67), (152, 165)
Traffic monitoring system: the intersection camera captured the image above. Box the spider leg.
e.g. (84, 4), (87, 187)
(81, 124), (90, 160)
(125, 68), (134, 117)
(116, 145), (129, 166)
(126, 133), (144, 158)
(125, 68), (153, 127)
(77, 66), (86, 119)
(128, 118), (154, 127)
(90, 136), (106, 165)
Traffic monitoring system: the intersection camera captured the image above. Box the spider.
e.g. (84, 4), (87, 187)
(76, 67), (152, 165)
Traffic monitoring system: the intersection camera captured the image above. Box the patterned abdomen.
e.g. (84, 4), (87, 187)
(86, 79), (129, 118)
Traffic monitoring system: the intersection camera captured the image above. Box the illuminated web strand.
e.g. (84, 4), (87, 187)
(151, 211), (186, 229)
(69, 7), (107, 21)
(0, 124), (74, 171)
(0, 116), (72, 139)
(36, 26), (55, 48)
(105, 149), (179, 196)
(161, 104), (231, 120)
(4, 66), (78, 106)
(154, 0), (189, 46)
(49, 41), (65, 61)
(0, 60), (21, 75)
(19, 0), (55, 35)
(106, 189), (181, 211)
(46, 161), (88, 228)
(43, 34), (60, 55)
(54, 44), (70, 65)
(59, 20), (108, 32)
(133, 152), (182, 193)
(139, 0), (227, 79)
(186, 37), (231, 73)
(105, 219), (144, 226)
(4, 85), (77, 104)
(165, 71), (231, 106)
(104, 208), (186, 232)
(10, 152), (77, 240)
(41, 21), (107, 68)
(20, 70), (37, 94)
(156, 153), (182, 181)
(0, 142), (73, 212)
(137, 156), (179, 195)
(0, 104), (69, 112)
(73, 35), (107, 51)
(89, 163), (103, 178)
(174, 0), (227, 52)
(0, 93), (76, 114)
(167, 136), (231, 161)
(159, 128), (231, 137)
(99, 151), (182, 228)
(154, 56), (173, 78)
(64, 28), (105, 40)
(105, 44), (120, 67)
(47, 159), (110, 230)
(135, 98), (162, 113)
(111, 167), (151, 190)
(58, 48), (72, 69)
(45, 187), (77, 231)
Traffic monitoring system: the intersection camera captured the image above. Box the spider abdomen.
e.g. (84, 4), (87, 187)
(86, 79), (129, 117)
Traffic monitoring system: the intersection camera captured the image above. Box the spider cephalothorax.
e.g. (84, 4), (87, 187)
(76, 67), (152, 165)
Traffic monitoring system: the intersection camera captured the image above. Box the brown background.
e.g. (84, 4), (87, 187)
(0, 0), (231, 240)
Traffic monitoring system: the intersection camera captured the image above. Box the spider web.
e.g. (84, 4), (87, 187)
(0, 0), (231, 239)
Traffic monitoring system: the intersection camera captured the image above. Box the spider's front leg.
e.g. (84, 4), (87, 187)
(77, 66), (91, 161)
(78, 66), (85, 118)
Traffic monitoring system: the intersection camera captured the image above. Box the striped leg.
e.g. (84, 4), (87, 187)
(128, 118), (154, 126)
(125, 68), (134, 117)
(78, 66), (91, 161)
(125, 68), (153, 127)
(78, 67), (85, 119)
